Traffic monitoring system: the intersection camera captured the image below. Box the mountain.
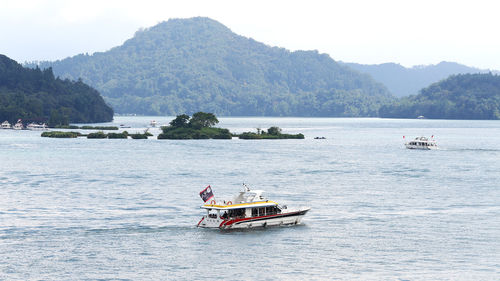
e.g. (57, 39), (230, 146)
(379, 73), (500, 119)
(342, 61), (495, 97)
(31, 17), (394, 117)
(0, 54), (113, 125)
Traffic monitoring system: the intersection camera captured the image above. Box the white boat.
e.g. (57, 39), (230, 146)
(405, 136), (437, 150)
(1, 121), (11, 129)
(12, 119), (24, 130)
(26, 123), (48, 131)
(150, 120), (157, 127)
(197, 185), (310, 229)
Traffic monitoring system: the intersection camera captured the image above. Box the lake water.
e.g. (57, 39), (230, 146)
(1, 117), (499, 280)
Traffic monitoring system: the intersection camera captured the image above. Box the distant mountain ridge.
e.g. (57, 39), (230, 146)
(342, 61), (497, 97)
(0, 54), (113, 125)
(380, 73), (500, 119)
(31, 17), (394, 117)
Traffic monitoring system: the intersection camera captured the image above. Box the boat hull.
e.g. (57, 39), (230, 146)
(405, 144), (438, 150)
(198, 209), (310, 229)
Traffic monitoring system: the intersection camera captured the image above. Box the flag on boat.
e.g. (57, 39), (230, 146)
(200, 185), (214, 202)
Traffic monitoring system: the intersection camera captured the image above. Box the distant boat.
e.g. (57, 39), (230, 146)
(1, 121), (11, 129)
(26, 123), (48, 131)
(405, 136), (437, 150)
(150, 120), (157, 127)
(12, 119), (24, 130)
(417, 115), (425, 119)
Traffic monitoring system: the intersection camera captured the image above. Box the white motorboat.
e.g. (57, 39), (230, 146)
(405, 136), (438, 150)
(12, 119), (24, 130)
(197, 184), (310, 229)
(26, 123), (48, 131)
(150, 120), (157, 127)
(1, 121), (11, 129)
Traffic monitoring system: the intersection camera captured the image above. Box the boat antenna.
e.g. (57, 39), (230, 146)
(243, 183), (250, 192)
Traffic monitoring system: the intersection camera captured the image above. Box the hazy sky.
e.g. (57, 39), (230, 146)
(1, 0), (500, 69)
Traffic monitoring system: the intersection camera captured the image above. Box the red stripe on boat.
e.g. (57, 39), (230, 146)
(219, 220), (228, 228)
(197, 217), (205, 227)
(221, 211), (302, 228)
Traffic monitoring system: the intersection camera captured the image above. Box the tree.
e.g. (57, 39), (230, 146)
(189, 112), (219, 128)
(159, 112), (231, 139)
(169, 114), (190, 128)
(267, 126), (282, 135)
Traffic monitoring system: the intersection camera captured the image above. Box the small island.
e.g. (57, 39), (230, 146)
(237, 127), (304, 139)
(158, 112), (232, 139)
(41, 130), (152, 139)
(41, 131), (81, 138)
(41, 112), (305, 140)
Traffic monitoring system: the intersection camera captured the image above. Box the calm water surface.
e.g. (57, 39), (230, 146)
(1, 117), (499, 280)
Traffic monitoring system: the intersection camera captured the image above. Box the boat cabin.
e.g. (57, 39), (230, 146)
(203, 202), (282, 220)
(406, 136), (437, 149)
(1, 121), (11, 129)
(202, 189), (284, 220)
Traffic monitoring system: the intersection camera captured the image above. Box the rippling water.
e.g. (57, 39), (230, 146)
(1, 117), (499, 280)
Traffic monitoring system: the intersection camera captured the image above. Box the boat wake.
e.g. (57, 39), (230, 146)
(444, 148), (500, 152)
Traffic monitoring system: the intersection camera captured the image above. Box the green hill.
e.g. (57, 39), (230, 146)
(32, 17), (394, 117)
(0, 54), (113, 125)
(379, 73), (500, 119)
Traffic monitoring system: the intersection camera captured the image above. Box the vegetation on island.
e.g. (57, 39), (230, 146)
(0, 54), (113, 126)
(238, 126), (304, 139)
(41, 131), (81, 138)
(31, 17), (393, 117)
(42, 130), (152, 139)
(379, 73), (500, 119)
(130, 130), (153, 139)
(158, 112), (232, 139)
(86, 131), (108, 139)
(107, 132), (128, 139)
(129, 133), (148, 139)
(87, 131), (130, 139)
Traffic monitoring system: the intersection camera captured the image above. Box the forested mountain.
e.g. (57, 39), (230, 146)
(31, 17), (394, 117)
(0, 54), (113, 125)
(379, 73), (500, 119)
(342, 61), (495, 97)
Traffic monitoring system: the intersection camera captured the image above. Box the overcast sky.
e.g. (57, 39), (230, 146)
(1, 0), (499, 70)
